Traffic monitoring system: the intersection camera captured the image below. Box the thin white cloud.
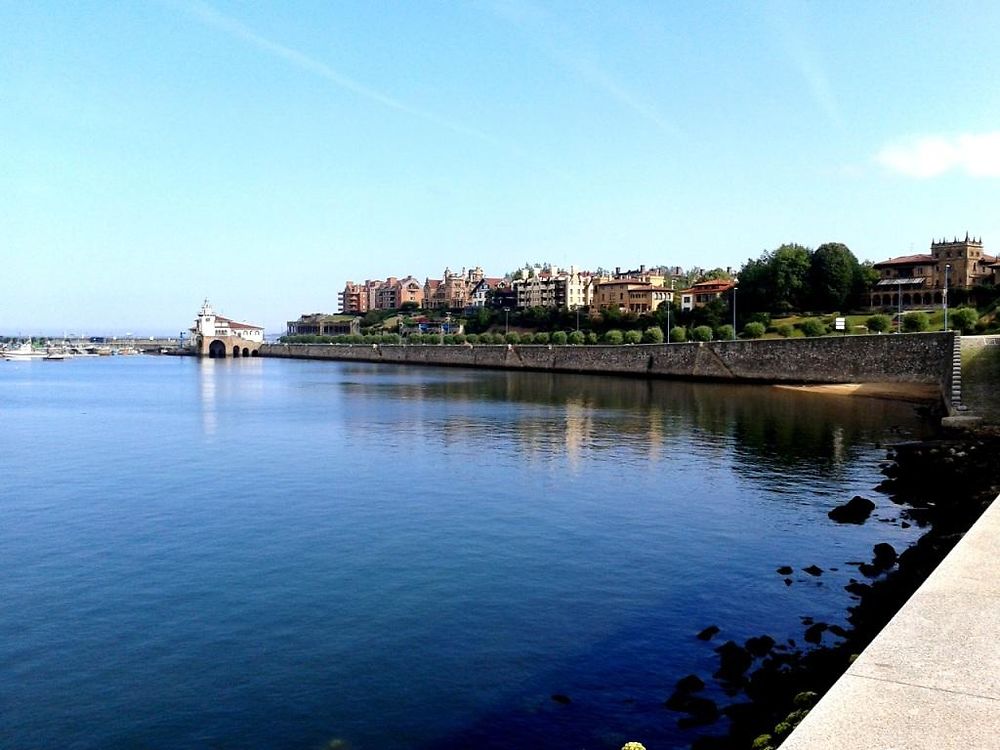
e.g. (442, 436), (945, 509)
(876, 132), (1000, 178)
(478, 0), (680, 137)
(761, 0), (843, 130)
(168, 0), (502, 146)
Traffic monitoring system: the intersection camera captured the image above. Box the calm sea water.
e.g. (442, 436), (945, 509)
(1, 356), (932, 750)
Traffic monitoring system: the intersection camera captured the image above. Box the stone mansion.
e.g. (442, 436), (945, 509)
(870, 234), (998, 309)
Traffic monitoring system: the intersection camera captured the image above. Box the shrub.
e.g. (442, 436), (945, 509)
(465, 333), (479, 344)
(642, 326), (664, 344)
(715, 324), (735, 340)
(950, 307), (978, 333)
(624, 330), (642, 344)
(505, 332), (521, 344)
(799, 318), (827, 337)
(533, 332), (550, 345)
(603, 329), (624, 344)
(901, 311), (929, 332)
(669, 326), (686, 343)
(748, 312), (772, 327)
(585, 331), (599, 344)
(775, 324), (793, 338)
(866, 314), (892, 333)
(442, 334), (457, 345)
(551, 331), (568, 345)
(568, 330), (586, 345)
(453, 334), (466, 344)
(743, 321), (766, 339)
(692, 325), (713, 342)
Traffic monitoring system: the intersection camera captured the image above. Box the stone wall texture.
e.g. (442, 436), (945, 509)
(262, 332), (956, 396)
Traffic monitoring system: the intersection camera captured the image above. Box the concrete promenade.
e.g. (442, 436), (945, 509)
(781, 495), (1000, 750)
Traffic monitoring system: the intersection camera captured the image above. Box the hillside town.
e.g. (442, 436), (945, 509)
(287, 234), (1000, 341)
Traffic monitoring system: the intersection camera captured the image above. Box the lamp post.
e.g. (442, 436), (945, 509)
(897, 278), (903, 332)
(505, 309), (509, 335)
(732, 286), (737, 340)
(944, 264), (951, 331)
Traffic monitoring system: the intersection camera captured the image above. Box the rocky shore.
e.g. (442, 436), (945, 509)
(663, 428), (1000, 750)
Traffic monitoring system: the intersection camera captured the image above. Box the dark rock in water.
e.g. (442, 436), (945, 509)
(784, 578), (793, 586)
(858, 563), (881, 578)
(803, 565), (823, 576)
(776, 565), (794, 575)
(828, 496), (876, 524)
(675, 674), (706, 694)
(803, 622), (828, 644)
(901, 521), (911, 529)
(675, 696), (719, 728)
(828, 624), (849, 638)
(714, 641), (753, 679)
(800, 616), (814, 625)
(550, 694), (571, 705)
(845, 580), (872, 597)
(665, 674), (708, 710)
(697, 625), (721, 641)
(745, 635), (776, 658)
(872, 542), (898, 569)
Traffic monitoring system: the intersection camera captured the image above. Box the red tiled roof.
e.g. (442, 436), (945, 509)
(874, 254), (934, 266)
(217, 317), (263, 330)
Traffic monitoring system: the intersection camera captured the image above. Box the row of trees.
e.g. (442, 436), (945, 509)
(737, 242), (878, 314)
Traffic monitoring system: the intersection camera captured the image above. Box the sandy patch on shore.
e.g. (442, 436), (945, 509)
(773, 382), (941, 403)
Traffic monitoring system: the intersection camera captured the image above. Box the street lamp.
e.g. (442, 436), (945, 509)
(731, 286), (738, 340)
(944, 264), (951, 331)
(897, 278), (904, 332)
(505, 309), (509, 335)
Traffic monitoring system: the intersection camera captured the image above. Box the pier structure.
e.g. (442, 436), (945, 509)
(192, 299), (264, 358)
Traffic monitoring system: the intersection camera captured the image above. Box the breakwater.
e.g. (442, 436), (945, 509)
(262, 332), (957, 403)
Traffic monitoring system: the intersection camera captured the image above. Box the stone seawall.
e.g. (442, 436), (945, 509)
(262, 332), (955, 395)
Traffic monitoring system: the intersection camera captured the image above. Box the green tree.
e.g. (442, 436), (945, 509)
(568, 330), (586, 345)
(902, 311), (929, 332)
(771, 244), (813, 312)
(743, 321), (766, 339)
(623, 330), (642, 344)
(551, 331), (568, 345)
(585, 331), (599, 344)
(715, 324), (735, 340)
(603, 329), (624, 344)
(465, 333), (479, 344)
(533, 332), (550, 344)
(949, 307), (978, 333)
(699, 267), (733, 281)
(809, 242), (860, 311)
(642, 326), (664, 343)
(866, 314), (891, 333)
(669, 326), (686, 342)
(692, 325), (713, 341)
(505, 332), (521, 344)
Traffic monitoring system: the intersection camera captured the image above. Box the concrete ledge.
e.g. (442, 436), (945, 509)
(781, 495), (1000, 749)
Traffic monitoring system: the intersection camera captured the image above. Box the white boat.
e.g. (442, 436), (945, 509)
(3, 340), (46, 361)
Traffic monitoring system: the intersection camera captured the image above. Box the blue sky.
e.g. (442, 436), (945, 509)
(3, 0), (1000, 335)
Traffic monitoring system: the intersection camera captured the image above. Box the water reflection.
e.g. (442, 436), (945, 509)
(198, 357), (267, 436)
(334, 365), (933, 476)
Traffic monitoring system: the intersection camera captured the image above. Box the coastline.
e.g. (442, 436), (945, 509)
(672, 428), (999, 749)
(771, 382), (941, 403)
